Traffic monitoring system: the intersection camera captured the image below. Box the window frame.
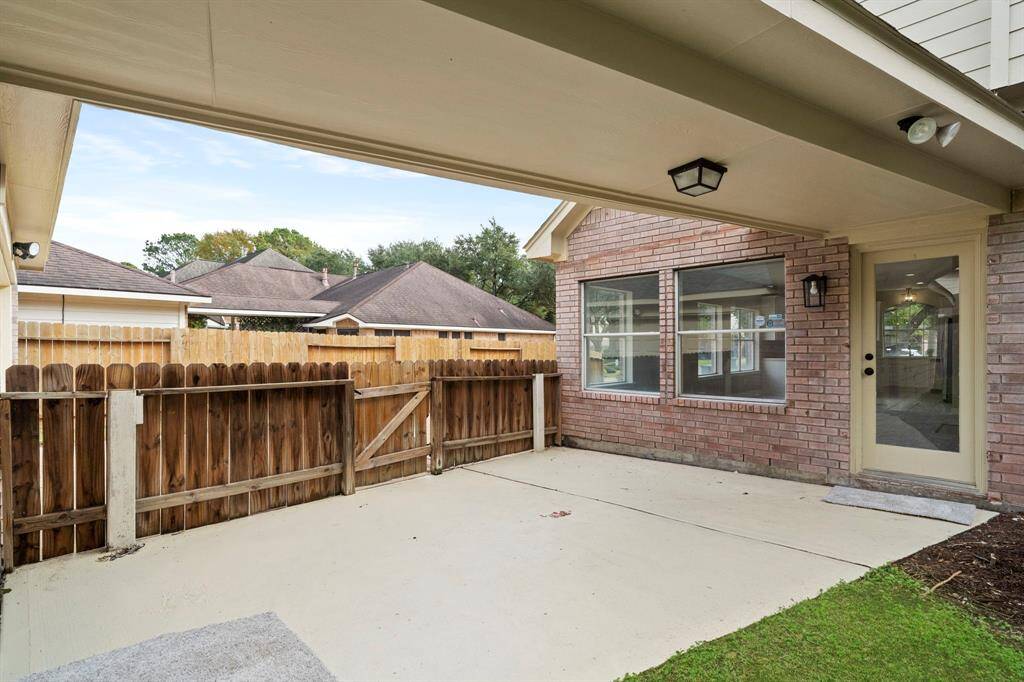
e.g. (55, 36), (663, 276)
(729, 307), (760, 374)
(580, 273), (661, 396)
(674, 260), (786, 404)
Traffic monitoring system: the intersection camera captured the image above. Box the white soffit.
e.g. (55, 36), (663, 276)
(0, 83), (78, 270)
(0, 0), (1019, 238)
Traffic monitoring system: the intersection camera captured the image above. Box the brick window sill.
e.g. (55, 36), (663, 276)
(671, 396), (788, 414)
(579, 390), (662, 405)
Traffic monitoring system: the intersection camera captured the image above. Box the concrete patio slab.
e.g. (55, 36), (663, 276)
(468, 448), (995, 567)
(0, 448), (988, 681)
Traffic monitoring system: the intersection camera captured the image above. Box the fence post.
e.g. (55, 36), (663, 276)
(430, 377), (444, 474)
(533, 373), (545, 452)
(1, 400), (14, 572)
(341, 381), (356, 495)
(107, 390), (143, 550)
(554, 375), (562, 447)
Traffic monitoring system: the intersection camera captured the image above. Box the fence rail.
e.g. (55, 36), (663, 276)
(16, 322), (555, 366)
(0, 358), (559, 571)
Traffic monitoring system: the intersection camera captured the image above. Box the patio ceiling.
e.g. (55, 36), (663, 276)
(0, 0), (1021, 246)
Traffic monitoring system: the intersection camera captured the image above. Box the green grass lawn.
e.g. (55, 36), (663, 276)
(622, 567), (1024, 682)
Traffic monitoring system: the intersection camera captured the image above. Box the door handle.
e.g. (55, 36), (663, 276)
(864, 367), (875, 376)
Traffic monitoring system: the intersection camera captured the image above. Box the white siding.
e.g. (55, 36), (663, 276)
(860, 0), (1020, 89)
(17, 292), (185, 328)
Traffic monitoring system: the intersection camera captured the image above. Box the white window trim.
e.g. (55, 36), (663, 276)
(580, 277), (660, 396)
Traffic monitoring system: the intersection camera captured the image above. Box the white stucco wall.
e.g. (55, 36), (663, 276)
(17, 292), (186, 328)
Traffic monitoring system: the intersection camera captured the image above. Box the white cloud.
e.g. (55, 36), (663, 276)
(72, 132), (159, 173)
(54, 194), (429, 263)
(191, 136), (254, 169)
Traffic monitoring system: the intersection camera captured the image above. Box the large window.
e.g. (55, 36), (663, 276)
(583, 274), (659, 393)
(677, 260), (786, 402)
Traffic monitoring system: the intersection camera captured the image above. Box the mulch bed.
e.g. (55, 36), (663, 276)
(897, 512), (1024, 632)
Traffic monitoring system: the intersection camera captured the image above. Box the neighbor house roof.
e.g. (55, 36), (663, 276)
(230, 249), (315, 272)
(168, 259), (223, 282)
(184, 249), (348, 317)
(305, 261), (554, 333)
(17, 241), (210, 302)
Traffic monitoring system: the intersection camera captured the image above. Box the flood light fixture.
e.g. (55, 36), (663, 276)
(12, 241), (39, 260)
(897, 116), (961, 147)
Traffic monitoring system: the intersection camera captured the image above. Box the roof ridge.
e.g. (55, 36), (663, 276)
(49, 241), (201, 295)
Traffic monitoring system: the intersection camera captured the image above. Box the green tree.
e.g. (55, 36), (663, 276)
(141, 232), (199, 276)
(450, 219), (523, 300)
(196, 229), (255, 262)
(515, 259), (555, 322)
(253, 227), (365, 274)
(367, 239), (451, 271)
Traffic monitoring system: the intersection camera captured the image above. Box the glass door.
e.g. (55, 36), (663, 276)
(860, 242), (976, 484)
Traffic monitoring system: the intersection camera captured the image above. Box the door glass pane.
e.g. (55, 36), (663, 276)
(875, 256), (959, 452)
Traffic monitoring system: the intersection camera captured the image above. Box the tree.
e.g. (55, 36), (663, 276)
(304, 246), (365, 276)
(515, 260), (555, 322)
(367, 239), (451, 272)
(196, 229), (255, 262)
(141, 232), (199, 276)
(450, 219), (523, 300)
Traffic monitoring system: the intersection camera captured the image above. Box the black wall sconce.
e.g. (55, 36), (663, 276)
(802, 274), (827, 308)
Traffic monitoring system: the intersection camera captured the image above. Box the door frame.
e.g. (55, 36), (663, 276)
(849, 230), (987, 491)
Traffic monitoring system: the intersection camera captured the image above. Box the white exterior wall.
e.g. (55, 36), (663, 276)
(861, 0), (1022, 89)
(17, 292), (186, 328)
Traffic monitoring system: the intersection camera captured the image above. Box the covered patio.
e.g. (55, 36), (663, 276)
(1, 448), (991, 681)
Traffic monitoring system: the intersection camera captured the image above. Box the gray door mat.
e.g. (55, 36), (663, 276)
(22, 612), (335, 682)
(823, 486), (976, 525)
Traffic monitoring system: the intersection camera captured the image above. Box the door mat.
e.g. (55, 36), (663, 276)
(824, 486), (975, 525)
(23, 612), (335, 681)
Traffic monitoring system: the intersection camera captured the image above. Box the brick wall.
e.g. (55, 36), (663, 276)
(556, 208), (851, 485)
(987, 213), (1024, 507)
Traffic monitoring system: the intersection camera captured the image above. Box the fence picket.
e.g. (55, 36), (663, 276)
(41, 364), (74, 559)
(7, 365), (40, 564)
(185, 364), (210, 529)
(160, 364), (186, 533)
(74, 364), (105, 551)
(135, 363), (162, 537)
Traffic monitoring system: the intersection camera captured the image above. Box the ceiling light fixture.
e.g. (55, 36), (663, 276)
(668, 158), (727, 197)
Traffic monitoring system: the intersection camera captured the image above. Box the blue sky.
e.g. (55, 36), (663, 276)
(54, 105), (561, 265)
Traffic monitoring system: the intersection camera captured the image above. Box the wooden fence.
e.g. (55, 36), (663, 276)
(0, 359), (559, 571)
(17, 322), (556, 366)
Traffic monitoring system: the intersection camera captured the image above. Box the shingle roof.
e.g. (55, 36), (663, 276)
(168, 259), (224, 282)
(309, 262), (554, 331)
(185, 258), (349, 315)
(230, 249), (314, 272)
(18, 242), (207, 298)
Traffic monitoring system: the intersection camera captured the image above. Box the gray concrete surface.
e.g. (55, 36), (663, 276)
(1, 448), (991, 681)
(824, 486), (977, 525)
(22, 613), (333, 681)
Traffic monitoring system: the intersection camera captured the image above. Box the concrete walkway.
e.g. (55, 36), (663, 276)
(0, 448), (993, 681)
